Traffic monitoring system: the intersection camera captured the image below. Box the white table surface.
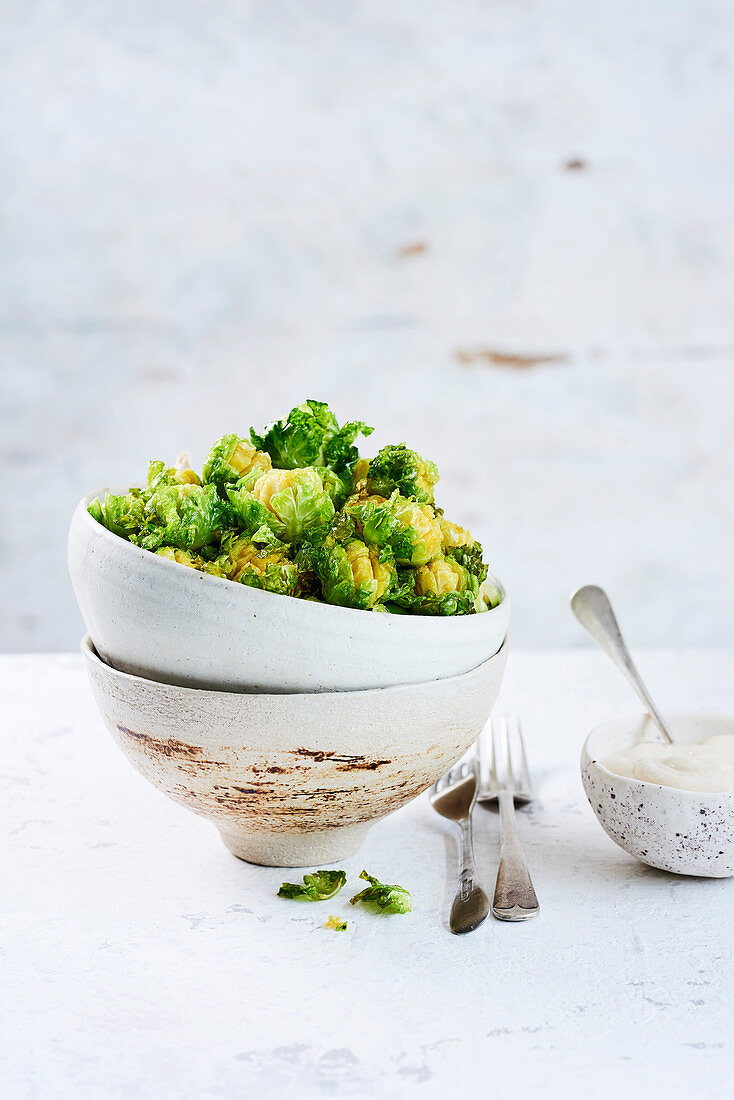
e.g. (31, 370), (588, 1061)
(3, 649), (734, 1099)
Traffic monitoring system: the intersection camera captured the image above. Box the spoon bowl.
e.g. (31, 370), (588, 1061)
(570, 585), (675, 744)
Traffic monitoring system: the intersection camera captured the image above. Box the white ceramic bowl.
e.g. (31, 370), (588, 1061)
(581, 711), (734, 878)
(69, 490), (511, 693)
(82, 633), (508, 866)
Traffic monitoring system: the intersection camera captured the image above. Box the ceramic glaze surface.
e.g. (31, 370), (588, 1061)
(82, 635), (507, 866)
(581, 712), (734, 878)
(69, 492), (511, 693)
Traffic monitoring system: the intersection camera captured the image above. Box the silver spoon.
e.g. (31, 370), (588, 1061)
(570, 584), (675, 744)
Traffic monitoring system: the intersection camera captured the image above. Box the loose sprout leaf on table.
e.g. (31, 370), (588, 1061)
(86, 398), (501, 617)
(324, 915), (348, 931)
(277, 870), (347, 901)
(349, 870), (412, 914)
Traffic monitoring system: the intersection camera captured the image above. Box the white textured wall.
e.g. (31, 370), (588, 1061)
(2, 0), (733, 652)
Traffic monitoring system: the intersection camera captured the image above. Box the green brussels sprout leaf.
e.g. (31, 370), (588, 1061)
(88, 490), (147, 540)
(474, 578), (503, 612)
(349, 870), (412, 914)
(251, 400), (373, 473)
(216, 533), (298, 596)
(202, 434), (270, 492)
(277, 869), (347, 901)
(311, 537), (396, 610)
(140, 483), (222, 551)
(228, 469), (335, 543)
(316, 466), (353, 509)
(445, 542), (488, 584)
(351, 492), (441, 566)
(366, 443), (439, 503)
(392, 563), (479, 616)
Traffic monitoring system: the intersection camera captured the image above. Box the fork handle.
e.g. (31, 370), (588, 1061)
(449, 817), (489, 935)
(492, 790), (539, 921)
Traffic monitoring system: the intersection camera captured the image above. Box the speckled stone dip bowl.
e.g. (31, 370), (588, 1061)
(82, 634), (508, 867)
(69, 490), (511, 694)
(581, 711), (734, 878)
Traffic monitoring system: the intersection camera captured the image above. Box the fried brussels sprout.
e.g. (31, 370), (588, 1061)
(91, 461), (223, 552)
(445, 541), (488, 583)
(415, 557), (471, 598)
(172, 453), (201, 485)
(155, 546), (203, 567)
(154, 546), (225, 577)
(88, 490), (146, 540)
(202, 434), (271, 492)
(316, 466), (353, 509)
(147, 456), (201, 492)
(216, 533), (298, 596)
(251, 400), (373, 474)
(365, 443), (439, 504)
(438, 515), (473, 550)
(351, 457), (370, 491)
(474, 577), (503, 613)
(393, 557), (479, 615)
(350, 492), (442, 566)
(139, 482), (222, 552)
(227, 467), (335, 544)
(312, 537), (396, 610)
(436, 514), (490, 586)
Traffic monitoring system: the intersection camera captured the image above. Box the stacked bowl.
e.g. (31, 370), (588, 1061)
(69, 491), (510, 866)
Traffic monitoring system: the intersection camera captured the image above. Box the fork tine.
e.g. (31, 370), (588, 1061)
(515, 715), (534, 796)
(489, 715), (500, 788)
(477, 721), (490, 789)
(433, 771), (449, 793)
(499, 714), (516, 792)
(505, 714), (521, 791)
(432, 749), (482, 809)
(506, 714), (518, 793)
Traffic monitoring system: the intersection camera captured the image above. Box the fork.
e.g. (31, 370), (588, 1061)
(430, 759), (489, 934)
(478, 714), (540, 922)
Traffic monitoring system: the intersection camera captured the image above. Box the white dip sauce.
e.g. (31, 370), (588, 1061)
(602, 735), (734, 792)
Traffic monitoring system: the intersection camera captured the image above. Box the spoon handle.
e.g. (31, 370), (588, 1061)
(570, 585), (675, 744)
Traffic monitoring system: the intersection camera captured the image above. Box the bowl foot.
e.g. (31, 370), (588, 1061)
(217, 822), (372, 867)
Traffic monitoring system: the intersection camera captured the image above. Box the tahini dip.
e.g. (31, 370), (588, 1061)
(603, 734), (734, 793)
